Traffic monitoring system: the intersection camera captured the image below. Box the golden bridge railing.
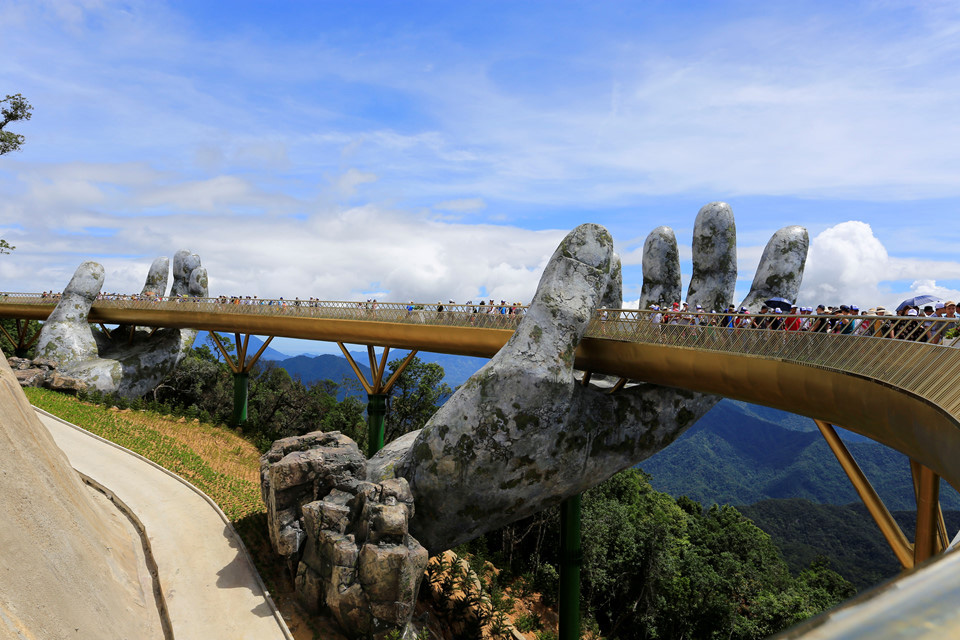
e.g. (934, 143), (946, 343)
(588, 310), (960, 419)
(3, 294), (959, 405)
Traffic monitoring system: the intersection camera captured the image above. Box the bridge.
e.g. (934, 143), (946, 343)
(2, 293), (959, 637)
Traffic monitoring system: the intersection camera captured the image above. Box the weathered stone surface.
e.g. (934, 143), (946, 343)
(296, 563), (324, 613)
(8, 357), (88, 394)
(32, 357), (59, 370)
(739, 225), (809, 311)
(0, 354), (164, 640)
(260, 436), (427, 639)
(141, 256), (169, 296)
(34, 252), (208, 398)
(687, 202), (737, 312)
(639, 225), (681, 308)
(361, 211), (808, 555)
(8, 357), (31, 370)
(44, 371), (88, 394)
(35, 260), (103, 365)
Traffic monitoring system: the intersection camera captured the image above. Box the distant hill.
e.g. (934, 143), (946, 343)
(193, 331), (290, 362)
(270, 350), (486, 392)
(276, 354), (370, 397)
(738, 498), (960, 590)
(639, 401), (960, 510)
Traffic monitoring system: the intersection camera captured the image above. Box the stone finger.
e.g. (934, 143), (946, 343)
(639, 226), (681, 308)
(170, 250), (201, 297)
(686, 202), (737, 313)
(36, 261), (103, 365)
(140, 257), (169, 297)
(738, 225), (809, 310)
(490, 223), (616, 377)
(600, 252), (623, 309)
(188, 266), (208, 297)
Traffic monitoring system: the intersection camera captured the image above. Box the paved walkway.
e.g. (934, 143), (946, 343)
(36, 408), (293, 640)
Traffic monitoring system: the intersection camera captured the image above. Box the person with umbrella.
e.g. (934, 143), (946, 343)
(896, 294), (939, 315)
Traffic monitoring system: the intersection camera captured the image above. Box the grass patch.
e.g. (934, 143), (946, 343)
(25, 387), (263, 521)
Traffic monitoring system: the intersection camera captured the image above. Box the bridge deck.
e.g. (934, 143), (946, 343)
(2, 295), (959, 489)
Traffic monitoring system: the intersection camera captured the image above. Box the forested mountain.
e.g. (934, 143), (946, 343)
(739, 499), (960, 590)
(639, 400), (960, 510)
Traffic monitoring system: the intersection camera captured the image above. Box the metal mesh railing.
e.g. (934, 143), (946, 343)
(586, 310), (960, 418)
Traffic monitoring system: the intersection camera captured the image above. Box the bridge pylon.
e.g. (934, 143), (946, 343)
(0, 318), (42, 358)
(208, 332), (276, 427)
(337, 343), (418, 457)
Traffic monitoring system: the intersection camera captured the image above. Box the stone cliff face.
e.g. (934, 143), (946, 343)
(0, 355), (164, 640)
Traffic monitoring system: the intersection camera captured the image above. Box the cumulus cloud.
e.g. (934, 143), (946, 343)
(799, 221), (960, 309)
(0, 161), (567, 306)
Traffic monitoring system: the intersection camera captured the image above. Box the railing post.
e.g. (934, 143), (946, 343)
(367, 393), (388, 457)
(559, 493), (582, 640)
(232, 372), (249, 427)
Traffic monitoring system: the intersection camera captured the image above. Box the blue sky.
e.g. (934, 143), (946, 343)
(2, 1), (960, 354)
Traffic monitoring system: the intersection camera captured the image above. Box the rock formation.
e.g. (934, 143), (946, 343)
(261, 432), (428, 639)
(7, 356), (88, 394)
(0, 355), (164, 640)
(264, 203), (809, 638)
(35, 251), (208, 398)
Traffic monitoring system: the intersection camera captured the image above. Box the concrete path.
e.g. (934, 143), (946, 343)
(36, 408), (294, 640)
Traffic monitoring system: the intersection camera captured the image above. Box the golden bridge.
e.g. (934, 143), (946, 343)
(2, 293), (959, 638)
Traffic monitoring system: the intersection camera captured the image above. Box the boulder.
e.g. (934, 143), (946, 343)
(260, 432), (428, 639)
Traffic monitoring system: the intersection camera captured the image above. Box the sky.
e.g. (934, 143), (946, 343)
(2, 0), (960, 355)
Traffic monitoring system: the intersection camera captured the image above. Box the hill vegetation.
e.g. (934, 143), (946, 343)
(640, 400), (960, 511)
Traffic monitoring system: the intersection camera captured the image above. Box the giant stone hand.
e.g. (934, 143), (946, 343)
(369, 202), (809, 553)
(35, 250), (208, 398)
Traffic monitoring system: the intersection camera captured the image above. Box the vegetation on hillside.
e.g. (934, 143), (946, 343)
(739, 498), (960, 591)
(640, 403), (960, 510)
(456, 469), (855, 639)
(146, 335), (367, 450)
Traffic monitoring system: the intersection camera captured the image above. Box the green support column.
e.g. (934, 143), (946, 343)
(367, 393), (388, 457)
(559, 493), (582, 640)
(232, 372), (249, 427)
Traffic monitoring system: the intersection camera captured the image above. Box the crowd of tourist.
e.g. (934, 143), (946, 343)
(22, 290), (960, 346)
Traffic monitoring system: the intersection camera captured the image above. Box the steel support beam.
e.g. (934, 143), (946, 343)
(815, 419), (914, 569)
(232, 372), (249, 427)
(366, 393), (388, 457)
(910, 460), (943, 563)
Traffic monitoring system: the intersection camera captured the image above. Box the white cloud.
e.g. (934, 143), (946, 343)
(799, 221), (960, 309)
(330, 169), (378, 200)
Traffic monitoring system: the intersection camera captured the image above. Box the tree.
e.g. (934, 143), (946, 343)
(1, 94), (31, 255)
(0, 93), (32, 156)
(384, 355), (452, 443)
